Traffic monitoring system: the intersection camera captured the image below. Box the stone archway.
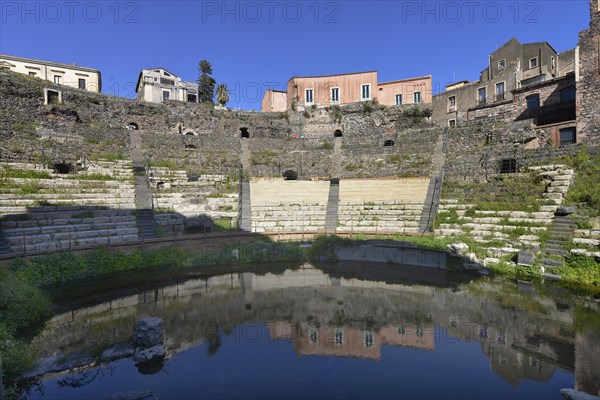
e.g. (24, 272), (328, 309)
(334, 129), (343, 137)
(124, 118), (142, 130)
(240, 127), (250, 138)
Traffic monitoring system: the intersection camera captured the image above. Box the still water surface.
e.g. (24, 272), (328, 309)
(23, 262), (600, 400)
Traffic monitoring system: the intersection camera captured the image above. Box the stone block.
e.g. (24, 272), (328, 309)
(517, 251), (535, 266)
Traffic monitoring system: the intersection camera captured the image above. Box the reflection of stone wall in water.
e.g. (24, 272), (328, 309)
(31, 264), (599, 389)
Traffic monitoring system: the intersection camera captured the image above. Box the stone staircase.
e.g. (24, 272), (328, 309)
(324, 181), (340, 232)
(0, 207), (139, 253)
(438, 165), (577, 262)
(130, 131), (156, 240)
(418, 129), (447, 233)
(544, 215), (578, 257)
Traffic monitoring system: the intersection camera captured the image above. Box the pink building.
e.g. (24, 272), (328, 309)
(261, 71), (432, 112)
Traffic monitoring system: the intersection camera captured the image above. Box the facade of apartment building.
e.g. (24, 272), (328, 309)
(136, 68), (199, 104)
(432, 38), (576, 127)
(261, 71), (432, 112)
(0, 54), (101, 92)
(261, 90), (287, 112)
(576, 0), (600, 143)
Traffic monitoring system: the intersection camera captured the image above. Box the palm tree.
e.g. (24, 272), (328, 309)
(216, 83), (229, 106)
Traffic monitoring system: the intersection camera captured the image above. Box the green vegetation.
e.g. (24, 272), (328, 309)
(70, 173), (116, 181)
(0, 167), (51, 180)
(320, 141), (333, 150)
(327, 105), (342, 124)
(553, 254), (600, 297)
(302, 110), (311, 119)
(213, 217), (235, 231)
(197, 60), (216, 103)
(564, 149), (600, 218)
(362, 101), (374, 113)
(150, 159), (180, 170)
(434, 209), (469, 227)
(443, 173), (547, 212)
(0, 269), (52, 394)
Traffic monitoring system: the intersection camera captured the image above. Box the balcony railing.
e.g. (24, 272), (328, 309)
(495, 93), (506, 102)
(477, 99), (487, 106)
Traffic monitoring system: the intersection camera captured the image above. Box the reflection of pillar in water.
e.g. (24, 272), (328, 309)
(575, 330), (600, 396)
(329, 277), (345, 304)
(240, 272), (254, 310)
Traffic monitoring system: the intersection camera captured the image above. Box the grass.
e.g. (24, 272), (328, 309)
(553, 254), (600, 297)
(69, 173), (117, 181)
(0, 269), (52, 395)
(443, 173), (547, 212)
(0, 167), (51, 180)
(564, 149), (600, 218)
(150, 159), (180, 170)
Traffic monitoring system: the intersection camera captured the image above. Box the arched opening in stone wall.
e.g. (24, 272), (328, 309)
(334, 129), (343, 137)
(53, 162), (73, 174)
(240, 127), (250, 138)
(126, 122), (139, 130)
(184, 131), (197, 136)
(185, 143), (197, 149)
(499, 158), (518, 174)
(384, 139), (395, 147)
(282, 169), (298, 180)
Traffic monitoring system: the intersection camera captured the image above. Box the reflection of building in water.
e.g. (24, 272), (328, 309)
(33, 264), (599, 392)
(268, 322), (434, 360)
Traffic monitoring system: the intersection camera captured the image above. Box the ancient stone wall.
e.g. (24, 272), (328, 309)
(576, 0), (600, 143)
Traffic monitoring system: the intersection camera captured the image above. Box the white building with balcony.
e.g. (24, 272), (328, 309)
(135, 68), (198, 104)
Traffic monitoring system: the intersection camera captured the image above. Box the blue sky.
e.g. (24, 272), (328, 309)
(0, 1), (591, 110)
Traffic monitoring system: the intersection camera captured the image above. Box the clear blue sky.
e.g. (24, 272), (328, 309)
(0, 0), (590, 110)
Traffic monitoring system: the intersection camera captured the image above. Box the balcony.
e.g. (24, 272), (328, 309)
(495, 93), (506, 102)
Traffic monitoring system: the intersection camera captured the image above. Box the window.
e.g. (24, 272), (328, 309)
(448, 119), (456, 127)
(395, 94), (402, 106)
(478, 87), (487, 105)
(526, 94), (540, 110)
(560, 86), (576, 102)
(331, 87), (339, 103)
(551, 56), (556, 70)
(162, 90), (170, 102)
(187, 94), (197, 103)
(559, 127), (576, 146)
(383, 139), (395, 147)
(414, 91), (422, 103)
(448, 95), (456, 111)
(529, 57), (538, 68)
(364, 331), (374, 349)
(498, 59), (506, 70)
(54, 75), (62, 84)
(495, 82), (505, 101)
(78, 78), (86, 90)
(28, 72), (36, 77)
(305, 88), (314, 105)
(334, 328), (344, 345)
(361, 84), (370, 100)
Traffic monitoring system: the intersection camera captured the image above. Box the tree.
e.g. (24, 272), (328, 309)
(197, 60), (216, 103)
(216, 83), (230, 106)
